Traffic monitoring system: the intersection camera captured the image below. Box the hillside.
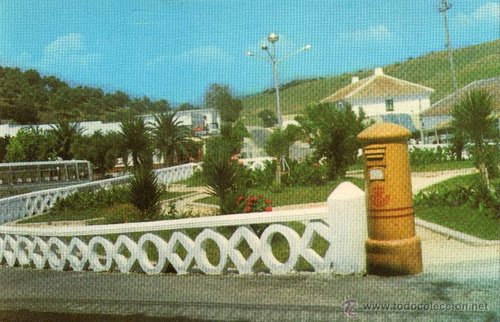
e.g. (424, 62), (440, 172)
(241, 40), (500, 125)
(0, 67), (170, 125)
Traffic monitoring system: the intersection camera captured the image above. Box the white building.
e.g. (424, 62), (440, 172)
(321, 68), (434, 131)
(142, 109), (220, 136)
(0, 109), (220, 138)
(422, 77), (500, 133)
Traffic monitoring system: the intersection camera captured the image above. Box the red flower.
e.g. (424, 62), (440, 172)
(244, 206), (252, 213)
(236, 195), (245, 203)
(264, 206), (272, 212)
(264, 199), (272, 205)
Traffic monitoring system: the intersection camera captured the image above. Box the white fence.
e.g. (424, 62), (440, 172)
(0, 163), (198, 224)
(0, 182), (368, 275)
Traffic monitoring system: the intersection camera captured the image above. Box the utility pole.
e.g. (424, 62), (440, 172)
(439, 0), (458, 92)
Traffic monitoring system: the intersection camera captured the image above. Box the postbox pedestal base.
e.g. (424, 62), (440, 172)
(366, 236), (423, 276)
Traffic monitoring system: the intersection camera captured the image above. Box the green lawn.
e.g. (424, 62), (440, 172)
(17, 190), (190, 224)
(197, 178), (365, 207)
(415, 204), (499, 240)
(414, 173), (499, 240)
(410, 160), (475, 172)
(178, 170), (204, 187)
(419, 173), (480, 192)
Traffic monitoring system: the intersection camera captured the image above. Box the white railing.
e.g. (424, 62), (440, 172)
(0, 182), (367, 275)
(0, 163), (198, 224)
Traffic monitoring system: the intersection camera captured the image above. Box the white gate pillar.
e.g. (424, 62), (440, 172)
(327, 181), (367, 274)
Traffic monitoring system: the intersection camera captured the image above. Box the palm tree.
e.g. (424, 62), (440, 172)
(264, 125), (302, 188)
(49, 122), (83, 160)
(118, 116), (152, 168)
(151, 111), (193, 166)
(451, 89), (497, 188)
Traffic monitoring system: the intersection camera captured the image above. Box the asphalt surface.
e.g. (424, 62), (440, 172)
(0, 254), (498, 322)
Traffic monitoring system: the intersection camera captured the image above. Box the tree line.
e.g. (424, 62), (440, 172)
(0, 111), (201, 178)
(0, 66), (171, 124)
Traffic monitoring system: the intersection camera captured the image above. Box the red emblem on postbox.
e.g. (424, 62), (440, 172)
(371, 185), (390, 207)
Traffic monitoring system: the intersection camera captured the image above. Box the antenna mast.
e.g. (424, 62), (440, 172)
(439, 0), (458, 92)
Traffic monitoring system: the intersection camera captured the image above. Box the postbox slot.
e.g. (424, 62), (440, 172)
(364, 147), (386, 162)
(366, 154), (385, 161)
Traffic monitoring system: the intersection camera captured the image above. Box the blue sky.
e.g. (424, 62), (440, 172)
(0, 0), (498, 104)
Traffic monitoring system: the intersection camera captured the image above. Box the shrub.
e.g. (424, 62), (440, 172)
(236, 194), (272, 213)
(414, 179), (500, 218)
(287, 158), (327, 186)
(264, 125), (302, 188)
(451, 89), (498, 188)
(450, 129), (466, 161)
(202, 144), (251, 215)
(128, 166), (164, 219)
(250, 158), (327, 188)
(258, 109), (277, 127)
(409, 147), (453, 165)
(105, 203), (143, 224)
(250, 160), (276, 188)
(296, 102), (365, 180)
(71, 131), (121, 178)
(203, 157), (251, 214)
(482, 144), (499, 179)
(52, 186), (128, 211)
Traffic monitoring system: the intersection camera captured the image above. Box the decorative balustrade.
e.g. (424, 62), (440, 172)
(0, 182), (368, 275)
(0, 163), (198, 224)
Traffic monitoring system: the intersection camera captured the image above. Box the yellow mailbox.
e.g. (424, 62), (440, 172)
(357, 123), (423, 275)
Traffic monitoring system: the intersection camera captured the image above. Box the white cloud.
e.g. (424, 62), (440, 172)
(456, 2), (500, 25)
(472, 2), (500, 22)
(41, 33), (100, 68)
(343, 25), (392, 43)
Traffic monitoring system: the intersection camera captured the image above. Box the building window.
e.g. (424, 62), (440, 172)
(385, 99), (394, 112)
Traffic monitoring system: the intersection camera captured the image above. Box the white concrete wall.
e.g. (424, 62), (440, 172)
(0, 109), (221, 138)
(349, 95), (431, 118)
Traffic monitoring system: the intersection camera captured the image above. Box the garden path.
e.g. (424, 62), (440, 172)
(171, 168), (478, 213)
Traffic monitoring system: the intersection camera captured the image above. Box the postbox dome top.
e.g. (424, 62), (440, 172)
(357, 122), (411, 143)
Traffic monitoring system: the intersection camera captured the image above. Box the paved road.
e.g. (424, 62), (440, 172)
(1, 225), (498, 321)
(0, 260), (498, 321)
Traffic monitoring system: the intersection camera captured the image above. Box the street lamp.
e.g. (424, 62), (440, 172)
(247, 33), (311, 128)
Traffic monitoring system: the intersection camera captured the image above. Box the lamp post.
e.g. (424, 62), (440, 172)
(247, 33), (311, 128)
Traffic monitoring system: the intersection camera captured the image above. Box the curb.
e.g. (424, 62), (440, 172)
(415, 218), (500, 246)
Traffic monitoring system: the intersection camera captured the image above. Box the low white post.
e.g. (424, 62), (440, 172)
(327, 181), (367, 274)
(87, 161), (93, 181)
